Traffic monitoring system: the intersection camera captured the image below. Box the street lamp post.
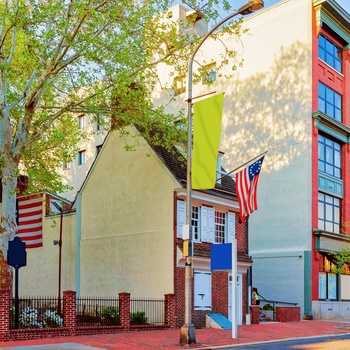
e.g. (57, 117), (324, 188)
(52, 202), (67, 316)
(180, 0), (264, 345)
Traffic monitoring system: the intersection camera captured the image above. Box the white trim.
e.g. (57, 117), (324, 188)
(176, 189), (239, 209)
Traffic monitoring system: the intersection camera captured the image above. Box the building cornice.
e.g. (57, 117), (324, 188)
(313, 111), (350, 143)
(313, 0), (350, 48)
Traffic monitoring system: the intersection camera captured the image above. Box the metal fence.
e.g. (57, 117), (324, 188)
(10, 296), (61, 329)
(76, 296), (120, 326)
(130, 298), (166, 325)
(10, 295), (167, 329)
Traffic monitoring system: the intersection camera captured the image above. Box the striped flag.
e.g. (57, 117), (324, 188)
(236, 156), (264, 223)
(16, 194), (43, 248)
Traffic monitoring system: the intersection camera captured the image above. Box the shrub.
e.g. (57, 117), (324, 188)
(262, 303), (274, 311)
(17, 307), (63, 329)
(130, 311), (148, 325)
(101, 306), (120, 325)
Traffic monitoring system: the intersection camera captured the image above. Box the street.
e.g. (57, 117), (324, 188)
(220, 334), (350, 349)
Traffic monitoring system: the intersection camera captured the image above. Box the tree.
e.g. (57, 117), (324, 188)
(0, 0), (243, 288)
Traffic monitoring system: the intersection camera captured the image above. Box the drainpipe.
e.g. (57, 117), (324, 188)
(75, 191), (82, 297)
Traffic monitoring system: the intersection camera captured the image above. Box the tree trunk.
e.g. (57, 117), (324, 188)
(0, 157), (18, 290)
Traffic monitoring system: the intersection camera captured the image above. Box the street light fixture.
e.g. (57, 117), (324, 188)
(180, 0), (264, 345)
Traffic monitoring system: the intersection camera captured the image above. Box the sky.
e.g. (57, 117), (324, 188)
(232, 0), (350, 15)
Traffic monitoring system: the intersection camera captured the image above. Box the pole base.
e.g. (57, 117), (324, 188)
(179, 323), (196, 346)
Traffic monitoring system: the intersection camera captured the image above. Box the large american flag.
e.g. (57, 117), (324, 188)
(236, 156), (264, 223)
(16, 194), (43, 248)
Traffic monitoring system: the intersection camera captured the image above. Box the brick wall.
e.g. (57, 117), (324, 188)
(0, 290), (175, 342)
(276, 306), (300, 322)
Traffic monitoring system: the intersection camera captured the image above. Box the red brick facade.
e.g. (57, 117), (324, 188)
(173, 195), (251, 328)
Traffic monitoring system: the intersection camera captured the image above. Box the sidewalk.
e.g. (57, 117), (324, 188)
(1, 320), (350, 350)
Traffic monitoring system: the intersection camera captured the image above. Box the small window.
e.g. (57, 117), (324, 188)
(63, 160), (71, 170)
(318, 82), (342, 122)
(318, 192), (340, 234)
(192, 206), (200, 241)
(96, 144), (102, 155)
(78, 150), (86, 165)
(214, 211), (226, 243)
(96, 115), (104, 131)
(318, 34), (342, 73)
(174, 75), (186, 95)
(78, 115), (86, 129)
(202, 63), (217, 84)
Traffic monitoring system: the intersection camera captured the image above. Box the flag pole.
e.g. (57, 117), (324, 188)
(216, 150), (268, 182)
(180, 0), (265, 345)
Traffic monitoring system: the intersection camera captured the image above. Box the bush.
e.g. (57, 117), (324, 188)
(130, 311), (148, 325)
(101, 306), (120, 325)
(262, 303), (274, 311)
(18, 307), (63, 328)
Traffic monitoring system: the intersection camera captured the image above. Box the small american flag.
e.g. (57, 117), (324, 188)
(236, 156), (264, 223)
(16, 194), (43, 248)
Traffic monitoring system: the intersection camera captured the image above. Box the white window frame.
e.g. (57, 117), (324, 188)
(78, 115), (86, 129)
(176, 200), (236, 243)
(78, 150), (86, 165)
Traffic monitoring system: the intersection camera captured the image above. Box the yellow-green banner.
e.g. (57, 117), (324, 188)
(192, 92), (224, 189)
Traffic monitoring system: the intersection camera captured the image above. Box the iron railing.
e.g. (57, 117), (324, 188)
(10, 296), (61, 329)
(10, 295), (168, 328)
(76, 296), (120, 326)
(130, 298), (166, 325)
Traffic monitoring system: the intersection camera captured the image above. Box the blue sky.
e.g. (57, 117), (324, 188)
(233, 0), (350, 15)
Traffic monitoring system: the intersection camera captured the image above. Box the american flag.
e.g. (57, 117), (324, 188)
(16, 194), (43, 248)
(236, 156), (264, 223)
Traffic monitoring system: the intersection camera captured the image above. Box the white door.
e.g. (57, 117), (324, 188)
(228, 273), (243, 325)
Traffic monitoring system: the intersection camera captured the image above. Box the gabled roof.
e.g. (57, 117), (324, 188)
(151, 143), (237, 202)
(73, 127), (238, 207)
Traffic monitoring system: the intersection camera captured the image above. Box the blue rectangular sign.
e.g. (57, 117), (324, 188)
(210, 243), (232, 271)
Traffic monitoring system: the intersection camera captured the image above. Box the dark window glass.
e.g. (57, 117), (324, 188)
(318, 34), (342, 73)
(318, 82), (342, 122)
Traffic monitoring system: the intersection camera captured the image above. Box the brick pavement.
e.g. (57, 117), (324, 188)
(0, 320), (350, 349)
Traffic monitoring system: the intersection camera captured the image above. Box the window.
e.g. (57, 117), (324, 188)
(78, 150), (86, 165)
(63, 159), (71, 170)
(176, 201), (235, 243)
(78, 115), (86, 129)
(96, 144), (102, 156)
(319, 254), (337, 300)
(194, 271), (211, 310)
(202, 63), (217, 84)
(318, 192), (340, 234)
(318, 135), (341, 178)
(215, 211), (225, 243)
(96, 115), (104, 131)
(174, 75), (186, 95)
(192, 206), (200, 241)
(318, 82), (342, 122)
(318, 34), (342, 73)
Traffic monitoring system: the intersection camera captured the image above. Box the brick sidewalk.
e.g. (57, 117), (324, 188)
(0, 320), (350, 349)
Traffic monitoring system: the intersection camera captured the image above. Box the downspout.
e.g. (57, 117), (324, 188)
(75, 191), (82, 297)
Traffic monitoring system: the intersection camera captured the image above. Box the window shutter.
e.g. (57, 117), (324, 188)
(201, 206), (208, 242)
(208, 208), (215, 243)
(194, 272), (212, 309)
(228, 212), (236, 242)
(177, 200), (186, 238)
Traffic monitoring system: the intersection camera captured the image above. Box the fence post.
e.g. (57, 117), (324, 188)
(0, 289), (10, 340)
(119, 292), (130, 329)
(164, 293), (176, 328)
(63, 290), (76, 335)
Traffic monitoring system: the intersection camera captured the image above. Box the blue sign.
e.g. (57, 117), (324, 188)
(211, 243), (232, 271)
